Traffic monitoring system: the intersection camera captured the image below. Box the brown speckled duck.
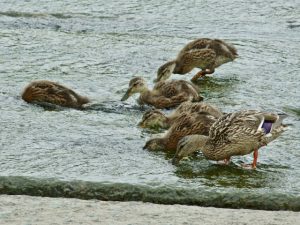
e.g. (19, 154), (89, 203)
(139, 101), (223, 129)
(22, 80), (89, 109)
(143, 112), (217, 151)
(172, 110), (288, 169)
(156, 38), (238, 82)
(121, 77), (203, 109)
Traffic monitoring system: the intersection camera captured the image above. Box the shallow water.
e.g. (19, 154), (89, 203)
(0, 0), (300, 209)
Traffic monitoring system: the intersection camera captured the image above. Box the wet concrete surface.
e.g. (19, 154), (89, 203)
(0, 195), (299, 225)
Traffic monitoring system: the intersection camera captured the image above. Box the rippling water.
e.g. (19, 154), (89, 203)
(0, 0), (299, 209)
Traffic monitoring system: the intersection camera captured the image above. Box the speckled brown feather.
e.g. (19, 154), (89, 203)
(22, 80), (89, 108)
(174, 110), (287, 164)
(139, 102), (223, 129)
(204, 110), (285, 160)
(138, 79), (202, 109)
(157, 38), (238, 81)
(174, 49), (217, 74)
(144, 112), (216, 151)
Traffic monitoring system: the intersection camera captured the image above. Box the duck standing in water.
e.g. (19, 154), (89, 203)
(121, 77), (203, 109)
(139, 101), (223, 129)
(22, 80), (89, 109)
(143, 112), (217, 152)
(172, 110), (287, 169)
(156, 38), (238, 83)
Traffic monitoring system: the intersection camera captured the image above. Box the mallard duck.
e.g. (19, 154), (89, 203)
(138, 101), (223, 129)
(22, 80), (89, 109)
(143, 112), (216, 151)
(172, 110), (288, 169)
(156, 38), (238, 82)
(121, 77), (203, 109)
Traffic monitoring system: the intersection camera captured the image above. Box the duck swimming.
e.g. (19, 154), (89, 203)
(172, 110), (287, 169)
(22, 80), (89, 109)
(143, 112), (216, 151)
(139, 101), (223, 129)
(121, 77), (203, 109)
(156, 38), (238, 83)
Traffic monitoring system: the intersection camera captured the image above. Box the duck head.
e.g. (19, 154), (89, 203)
(143, 138), (166, 151)
(172, 135), (208, 165)
(121, 77), (148, 101)
(155, 60), (176, 82)
(138, 109), (168, 129)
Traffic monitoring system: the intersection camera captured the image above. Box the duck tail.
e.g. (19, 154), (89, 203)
(214, 39), (238, 59)
(67, 89), (89, 106)
(192, 95), (204, 102)
(21, 86), (33, 102)
(78, 96), (90, 105)
(273, 113), (288, 129)
(263, 113), (288, 144)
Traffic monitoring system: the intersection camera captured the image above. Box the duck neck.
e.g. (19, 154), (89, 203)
(199, 139), (216, 160)
(162, 116), (174, 129)
(176, 135), (210, 159)
(149, 138), (167, 151)
(139, 87), (151, 103)
(165, 60), (177, 76)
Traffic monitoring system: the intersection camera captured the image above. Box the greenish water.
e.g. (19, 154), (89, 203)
(1, 176), (299, 211)
(0, 0), (299, 210)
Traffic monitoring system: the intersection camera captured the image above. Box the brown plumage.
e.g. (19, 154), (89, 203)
(143, 112), (216, 151)
(121, 77), (203, 109)
(22, 80), (89, 109)
(156, 38), (238, 82)
(173, 110), (288, 168)
(138, 102), (223, 129)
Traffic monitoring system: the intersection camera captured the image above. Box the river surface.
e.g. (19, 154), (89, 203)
(0, 0), (299, 210)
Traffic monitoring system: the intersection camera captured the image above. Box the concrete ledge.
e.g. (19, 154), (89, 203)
(0, 195), (299, 225)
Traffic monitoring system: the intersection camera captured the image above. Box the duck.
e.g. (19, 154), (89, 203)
(138, 101), (223, 129)
(143, 112), (217, 151)
(156, 38), (238, 83)
(121, 77), (203, 109)
(22, 80), (89, 109)
(172, 110), (288, 169)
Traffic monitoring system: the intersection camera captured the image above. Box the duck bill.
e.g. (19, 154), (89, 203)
(171, 156), (180, 165)
(153, 75), (163, 83)
(153, 77), (159, 83)
(121, 88), (132, 101)
(138, 121), (146, 128)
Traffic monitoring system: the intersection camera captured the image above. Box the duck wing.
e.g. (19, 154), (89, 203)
(210, 39), (238, 59)
(22, 81), (88, 107)
(187, 102), (223, 118)
(177, 38), (212, 58)
(164, 112), (215, 150)
(147, 94), (189, 109)
(153, 80), (188, 98)
(176, 48), (217, 71)
(208, 111), (267, 153)
(209, 110), (286, 154)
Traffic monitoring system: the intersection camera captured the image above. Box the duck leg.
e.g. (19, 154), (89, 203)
(241, 150), (258, 169)
(191, 68), (215, 82)
(252, 149), (258, 169)
(217, 157), (231, 165)
(224, 157), (231, 165)
(191, 70), (206, 82)
(204, 68), (215, 75)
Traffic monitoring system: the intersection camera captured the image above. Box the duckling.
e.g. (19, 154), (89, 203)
(22, 80), (89, 109)
(173, 110), (288, 169)
(138, 101), (223, 129)
(143, 112), (216, 151)
(156, 38), (238, 82)
(121, 77), (203, 109)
